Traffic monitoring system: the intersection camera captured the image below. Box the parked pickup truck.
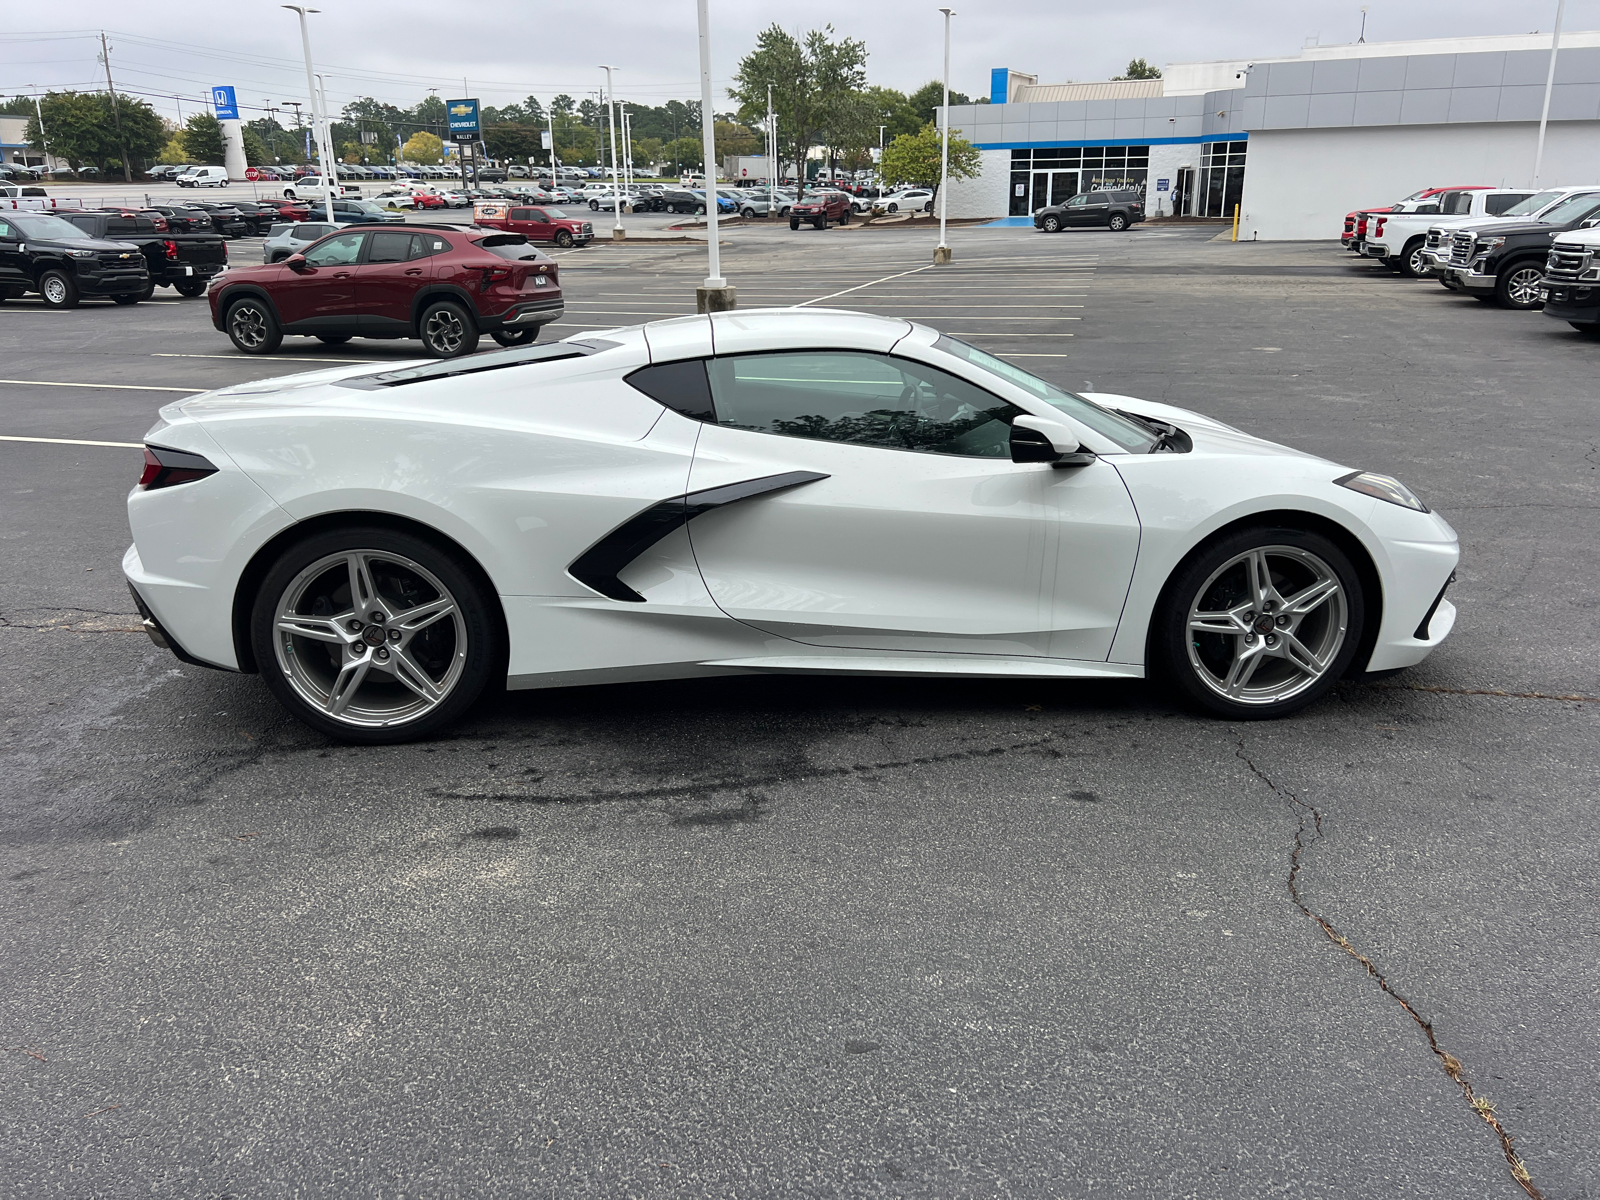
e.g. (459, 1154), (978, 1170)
(1538, 224), (1600, 334)
(0, 209), (150, 307)
(1439, 188), (1600, 308)
(472, 202), (593, 248)
(1418, 187), (1594, 279)
(789, 190), (852, 230)
(60, 209), (227, 298)
(1341, 186), (1489, 250)
(280, 176), (359, 202)
(1, 184), (85, 212)
(1360, 188), (1536, 276)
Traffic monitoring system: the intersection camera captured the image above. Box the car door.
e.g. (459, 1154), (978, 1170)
(0, 216), (27, 290)
(679, 349), (1141, 660)
(273, 229), (366, 330)
(1075, 193), (1111, 225)
(357, 230), (433, 333)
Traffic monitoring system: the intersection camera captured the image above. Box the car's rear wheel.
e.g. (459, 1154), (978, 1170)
(418, 299), (479, 358)
(225, 296), (282, 354)
(38, 270), (79, 309)
(1108, 213), (1129, 231)
(1154, 527), (1364, 719)
(250, 528), (500, 743)
(741, 207), (756, 218)
(694, 204), (706, 215)
(1397, 238), (1429, 278)
(1496, 263), (1545, 310)
(491, 327), (537, 347)
(839, 209), (849, 225)
(1042, 215), (1061, 233)
(554, 229), (574, 248)
(174, 279), (208, 298)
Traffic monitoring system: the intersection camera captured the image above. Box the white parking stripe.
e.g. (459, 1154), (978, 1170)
(0, 434), (142, 448)
(0, 379), (201, 393)
(798, 264), (938, 307)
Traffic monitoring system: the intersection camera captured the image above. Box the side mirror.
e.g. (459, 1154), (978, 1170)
(1011, 415), (1082, 464)
(284, 253), (309, 272)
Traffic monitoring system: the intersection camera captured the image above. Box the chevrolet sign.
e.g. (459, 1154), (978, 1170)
(446, 98), (481, 143)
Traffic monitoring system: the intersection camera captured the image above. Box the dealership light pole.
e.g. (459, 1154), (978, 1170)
(283, 7), (337, 220)
(695, 0), (734, 311)
(1533, 0), (1567, 187)
(600, 66), (624, 239)
(934, 7), (955, 264)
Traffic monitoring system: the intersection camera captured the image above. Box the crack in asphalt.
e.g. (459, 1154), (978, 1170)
(1371, 683), (1599, 705)
(0, 607), (142, 632)
(442, 736), (1062, 807)
(1235, 738), (1543, 1200)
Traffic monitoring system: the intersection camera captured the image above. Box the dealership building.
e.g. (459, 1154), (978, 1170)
(941, 30), (1600, 239)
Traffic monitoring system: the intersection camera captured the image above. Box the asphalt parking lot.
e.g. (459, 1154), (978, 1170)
(2, 221), (1596, 1199)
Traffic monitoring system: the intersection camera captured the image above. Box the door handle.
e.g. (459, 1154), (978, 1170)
(404, 268), (423, 275)
(333, 271), (352, 278)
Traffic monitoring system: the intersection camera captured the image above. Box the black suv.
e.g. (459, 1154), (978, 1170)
(1440, 189), (1600, 309)
(0, 210), (150, 307)
(1034, 190), (1145, 233)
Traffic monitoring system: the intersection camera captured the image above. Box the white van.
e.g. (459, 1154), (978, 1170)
(177, 166), (230, 188)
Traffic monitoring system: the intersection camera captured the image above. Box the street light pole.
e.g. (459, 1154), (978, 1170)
(283, 7), (337, 220)
(695, 0), (734, 311)
(600, 66), (624, 240)
(768, 84), (775, 209)
(1533, 0), (1567, 187)
(25, 87), (49, 174)
(935, 7), (955, 264)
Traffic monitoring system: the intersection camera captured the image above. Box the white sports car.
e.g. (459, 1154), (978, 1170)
(124, 309), (1458, 742)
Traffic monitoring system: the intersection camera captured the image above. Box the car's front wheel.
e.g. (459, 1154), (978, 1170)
(418, 299), (479, 358)
(1496, 263), (1545, 310)
(250, 528), (501, 743)
(1154, 527), (1364, 719)
(554, 229), (574, 248)
(38, 269), (79, 309)
(1042, 215), (1061, 233)
(225, 296), (282, 353)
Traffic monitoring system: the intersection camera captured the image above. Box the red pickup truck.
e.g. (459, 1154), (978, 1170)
(1341, 186), (1491, 248)
(472, 203), (593, 248)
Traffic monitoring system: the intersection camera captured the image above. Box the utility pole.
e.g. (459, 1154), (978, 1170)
(767, 84), (775, 207)
(98, 32), (134, 183)
(935, 8), (955, 264)
(1533, 0), (1567, 187)
(600, 66), (624, 239)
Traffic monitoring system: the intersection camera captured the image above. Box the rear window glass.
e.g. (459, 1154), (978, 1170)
(472, 234), (552, 262)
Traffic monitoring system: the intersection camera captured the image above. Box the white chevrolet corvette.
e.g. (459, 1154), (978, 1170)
(124, 309), (1458, 742)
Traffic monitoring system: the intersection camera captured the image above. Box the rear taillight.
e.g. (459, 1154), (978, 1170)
(163, 239), (179, 259)
(222, 241), (228, 261)
(1374, 218), (1387, 237)
(139, 445), (217, 490)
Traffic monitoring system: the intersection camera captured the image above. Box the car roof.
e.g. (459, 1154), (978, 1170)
(636, 307), (913, 363)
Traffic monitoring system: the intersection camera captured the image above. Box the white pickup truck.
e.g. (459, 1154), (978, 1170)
(1361, 188), (1536, 276)
(0, 184), (85, 212)
(279, 175), (359, 201)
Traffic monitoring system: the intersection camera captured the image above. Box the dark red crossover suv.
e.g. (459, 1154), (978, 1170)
(208, 224), (564, 358)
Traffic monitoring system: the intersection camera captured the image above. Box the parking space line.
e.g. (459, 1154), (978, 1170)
(152, 353), (403, 364)
(0, 434), (142, 448)
(798, 264), (938, 307)
(0, 379), (201, 393)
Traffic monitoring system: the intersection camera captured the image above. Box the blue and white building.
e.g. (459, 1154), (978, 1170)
(942, 30), (1600, 239)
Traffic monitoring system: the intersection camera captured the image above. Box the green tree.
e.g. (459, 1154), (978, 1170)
(730, 24), (867, 193)
(1113, 58), (1162, 80)
(550, 94), (575, 116)
(158, 134), (187, 164)
(402, 130), (443, 164)
(906, 81), (972, 127)
(183, 113), (226, 165)
(878, 120), (980, 204)
(0, 95), (37, 117)
(26, 91), (163, 174)
(484, 122), (539, 162)
(241, 126), (269, 167)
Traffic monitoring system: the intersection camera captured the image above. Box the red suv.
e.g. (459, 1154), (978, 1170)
(788, 190), (852, 230)
(208, 224), (564, 358)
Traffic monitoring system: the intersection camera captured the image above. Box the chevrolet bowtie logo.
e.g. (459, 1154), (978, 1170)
(449, 103), (473, 117)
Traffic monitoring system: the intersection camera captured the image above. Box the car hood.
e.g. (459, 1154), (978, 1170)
(1448, 217), (1565, 238)
(174, 361), (430, 417)
(37, 236), (142, 252)
(1080, 393), (1344, 467)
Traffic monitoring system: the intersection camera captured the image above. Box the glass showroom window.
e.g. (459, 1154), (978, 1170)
(1196, 141), (1247, 218)
(1009, 146), (1150, 216)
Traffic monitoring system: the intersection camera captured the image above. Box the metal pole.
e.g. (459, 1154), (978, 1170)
(315, 74), (340, 206)
(600, 66), (623, 238)
(548, 106), (558, 178)
(695, 0), (732, 307)
(99, 33), (133, 183)
(767, 84), (774, 207)
(1533, 0), (1567, 187)
(936, 8), (954, 263)
(28, 90), (50, 172)
(283, 8), (337, 220)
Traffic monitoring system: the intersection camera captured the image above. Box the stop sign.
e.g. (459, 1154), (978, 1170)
(244, 167), (259, 181)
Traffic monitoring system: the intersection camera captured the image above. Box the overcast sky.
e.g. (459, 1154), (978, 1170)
(3, 0), (1593, 126)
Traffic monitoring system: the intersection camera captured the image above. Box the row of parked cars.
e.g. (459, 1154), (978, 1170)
(1343, 183), (1600, 332)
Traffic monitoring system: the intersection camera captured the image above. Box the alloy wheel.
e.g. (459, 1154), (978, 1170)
(272, 550), (468, 729)
(423, 308), (466, 354)
(230, 304), (270, 348)
(1185, 545), (1348, 706)
(1506, 267), (1544, 308)
(1408, 246), (1429, 276)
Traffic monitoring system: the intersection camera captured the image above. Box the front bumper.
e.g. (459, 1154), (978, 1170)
(1446, 264), (1496, 292)
(1539, 283), (1600, 323)
(75, 268), (151, 295)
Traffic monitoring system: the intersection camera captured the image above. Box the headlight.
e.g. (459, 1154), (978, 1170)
(67, 248), (96, 258)
(1477, 236), (1506, 252)
(1335, 471), (1429, 512)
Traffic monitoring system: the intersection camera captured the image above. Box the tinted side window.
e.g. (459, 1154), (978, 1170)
(303, 232), (365, 266)
(1486, 193), (1532, 215)
(705, 351), (1023, 458)
(411, 234), (450, 257)
(1440, 192), (1473, 215)
(626, 359), (714, 421)
(65, 214), (97, 233)
(509, 208), (532, 220)
(366, 231), (412, 263)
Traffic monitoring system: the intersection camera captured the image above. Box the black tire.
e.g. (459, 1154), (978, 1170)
(1042, 215), (1061, 233)
(1151, 525), (1365, 720)
(1496, 262), (1545, 310)
(1568, 322), (1600, 337)
(1395, 238), (1429, 278)
(814, 216), (827, 230)
(249, 525), (502, 744)
(886, 202), (899, 213)
(1108, 213), (1129, 232)
(136, 284), (156, 302)
(37, 269), (79, 310)
(839, 209), (849, 226)
(491, 327), (538, 347)
(554, 229), (574, 248)
(790, 219), (800, 231)
(315, 334), (352, 345)
(694, 204), (706, 215)
(225, 295), (282, 354)
(589, 200), (599, 210)
(741, 207), (756, 218)
(111, 292), (142, 306)
(173, 278), (208, 298)
(418, 299), (479, 358)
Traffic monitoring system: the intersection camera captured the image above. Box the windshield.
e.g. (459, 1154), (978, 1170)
(1502, 190), (1565, 217)
(7, 213), (91, 240)
(1534, 192), (1600, 225)
(933, 336), (1158, 452)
